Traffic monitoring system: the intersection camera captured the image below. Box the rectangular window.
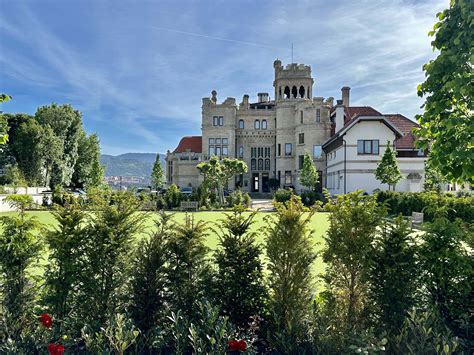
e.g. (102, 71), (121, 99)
(219, 116), (223, 126)
(209, 145), (214, 155)
(251, 147), (256, 158)
(213, 116), (218, 126)
(285, 171), (292, 185)
(298, 155), (304, 170)
(298, 133), (304, 144)
(239, 146), (244, 158)
(285, 143), (292, 156)
(316, 109), (321, 122)
(313, 145), (322, 158)
(215, 138), (221, 144)
(255, 120), (260, 129)
(265, 147), (270, 157)
(222, 138), (228, 144)
(277, 170), (281, 184)
(258, 147), (263, 157)
(239, 120), (244, 129)
(258, 159), (263, 170)
(209, 138), (214, 145)
(215, 146), (221, 156)
(262, 119), (267, 130)
(357, 140), (380, 155)
(278, 144), (281, 156)
(265, 159), (270, 170)
(222, 146), (228, 155)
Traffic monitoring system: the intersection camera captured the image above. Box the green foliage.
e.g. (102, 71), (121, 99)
(3, 164), (28, 189)
(393, 309), (461, 355)
(265, 195), (316, 352)
(72, 133), (104, 189)
(376, 190), (474, 223)
(322, 191), (384, 344)
(151, 153), (165, 190)
(0, 196), (41, 349)
(214, 207), (267, 327)
(0, 94), (11, 146)
(268, 177), (280, 191)
(299, 152), (319, 191)
(82, 313), (139, 355)
(164, 183), (181, 209)
(197, 156), (248, 205)
(419, 217), (473, 342)
(225, 189), (251, 208)
(166, 215), (212, 320)
(35, 103), (84, 187)
(367, 216), (419, 341)
(415, 0), (474, 183)
(43, 201), (88, 326)
(424, 156), (447, 192)
(375, 141), (402, 190)
(75, 191), (144, 326)
(273, 187), (293, 203)
(300, 190), (327, 207)
(129, 212), (171, 334)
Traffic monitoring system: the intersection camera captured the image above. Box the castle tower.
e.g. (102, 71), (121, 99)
(273, 59), (314, 101)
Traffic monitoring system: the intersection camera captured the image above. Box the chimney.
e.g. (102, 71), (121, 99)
(341, 86), (350, 107)
(257, 92), (269, 103)
(335, 99), (345, 133)
(241, 94), (250, 109)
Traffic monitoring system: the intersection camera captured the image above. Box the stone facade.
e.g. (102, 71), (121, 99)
(166, 59), (427, 194)
(166, 60), (333, 193)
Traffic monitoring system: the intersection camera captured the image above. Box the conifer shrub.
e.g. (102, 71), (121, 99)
(265, 195), (316, 353)
(225, 190), (251, 208)
(213, 207), (267, 327)
(273, 188), (293, 203)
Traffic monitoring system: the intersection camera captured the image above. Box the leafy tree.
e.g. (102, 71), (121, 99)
(299, 153), (319, 191)
(415, 0), (474, 183)
(129, 212), (172, 333)
(164, 183), (181, 209)
(43, 200), (88, 324)
(197, 156), (247, 205)
(322, 191), (384, 338)
(151, 154), (165, 190)
(367, 216), (419, 341)
(375, 141), (402, 191)
(0, 94), (11, 146)
(0, 195), (41, 347)
(10, 120), (46, 185)
(424, 156), (447, 192)
(265, 195), (316, 352)
(419, 217), (473, 343)
(166, 214), (212, 320)
(76, 191), (143, 326)
(35, 103), (84, 187)
(72, 133), (104, 189)
(41, 126), (63, 187)
(214, 207), (267, 327)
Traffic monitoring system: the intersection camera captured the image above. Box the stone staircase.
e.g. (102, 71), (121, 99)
(250, 199), (274, 212)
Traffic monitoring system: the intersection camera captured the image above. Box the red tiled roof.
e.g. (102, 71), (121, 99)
(343, 106), (381, 123)
(384, 114), (420, 149)
(173, 136), (202, 153)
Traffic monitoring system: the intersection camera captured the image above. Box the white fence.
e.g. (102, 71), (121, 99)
(0, 187), (51, 212)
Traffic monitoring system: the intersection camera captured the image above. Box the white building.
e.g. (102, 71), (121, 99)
(323, 97), (426, 194)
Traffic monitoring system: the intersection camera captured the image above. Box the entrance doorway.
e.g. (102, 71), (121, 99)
(316, 171), (323, 193)
(252, 173), (259, 192)
(262, 173), (269, 193)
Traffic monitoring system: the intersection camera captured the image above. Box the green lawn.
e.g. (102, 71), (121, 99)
(0, 210), (330, 287)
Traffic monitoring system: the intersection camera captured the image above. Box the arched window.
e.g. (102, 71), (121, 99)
(284, 86), (290, 99)
(265, 159), (270, 170)
(258, 159), (263, 170)
(299, 85), (305, 98)
(292, 86), (297, 98)
(251, 158), (256, 170)
(239, 119), (244, 129)
(300, 111), (304, 124)
(262, 119), (267, 130)
(239, 146), (244, 158)
(255, 120), (260, 129)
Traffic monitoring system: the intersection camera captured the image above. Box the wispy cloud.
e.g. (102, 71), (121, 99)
(0, 0), (448, 155)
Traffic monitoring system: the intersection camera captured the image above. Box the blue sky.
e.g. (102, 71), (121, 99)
(0, 0), (448, 155)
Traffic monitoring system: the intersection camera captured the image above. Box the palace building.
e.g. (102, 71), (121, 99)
(166, 60), (426, 194)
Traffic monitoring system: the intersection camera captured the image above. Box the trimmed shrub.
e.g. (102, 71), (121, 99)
(164, 184), (181, 209)
(225, 190), (251, 208)
(376, 191), (474, 223)
(273, 188), (293, 203)
(300, 190), (327, 207)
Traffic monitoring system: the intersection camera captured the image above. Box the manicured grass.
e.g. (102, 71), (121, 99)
(0, 210), (330, 287)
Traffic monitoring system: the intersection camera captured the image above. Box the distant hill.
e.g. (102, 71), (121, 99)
(100, 153), (165, 178)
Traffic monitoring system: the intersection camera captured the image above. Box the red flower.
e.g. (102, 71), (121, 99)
(228, 339), (247, 352)
(40, 313), (52, 328)
(48, 343), (65, 355)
